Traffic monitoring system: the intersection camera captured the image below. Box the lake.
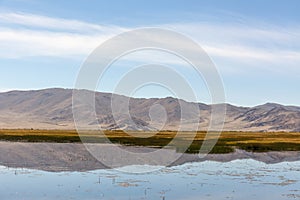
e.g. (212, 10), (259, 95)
(0, 159), (299, 200)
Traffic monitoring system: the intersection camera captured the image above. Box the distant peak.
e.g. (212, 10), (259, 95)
(257, 102), (282, 108)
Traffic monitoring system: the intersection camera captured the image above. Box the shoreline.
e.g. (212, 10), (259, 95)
(0, 141), (299, 172)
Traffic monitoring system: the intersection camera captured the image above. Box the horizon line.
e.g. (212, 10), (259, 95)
(0, 87), (299, 108)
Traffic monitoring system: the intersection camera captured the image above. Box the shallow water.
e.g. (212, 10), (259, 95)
(0, 159), (299, 200)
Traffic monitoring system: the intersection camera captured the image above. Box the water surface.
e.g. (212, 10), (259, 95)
(0, 159), (299, 200)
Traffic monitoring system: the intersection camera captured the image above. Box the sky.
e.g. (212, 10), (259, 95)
(0, 0), (300, 106)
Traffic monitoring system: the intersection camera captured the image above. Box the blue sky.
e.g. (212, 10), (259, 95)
(0, 0), (300, 106)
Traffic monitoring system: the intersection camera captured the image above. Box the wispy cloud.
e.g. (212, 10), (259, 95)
(0, 12), (126, 58)
(0, 12), (125, 33)
(0, 28), (109, 58)
(165, 22), (300, 61)
(0, 11), (300, 73)
(203, 44), (300, 62)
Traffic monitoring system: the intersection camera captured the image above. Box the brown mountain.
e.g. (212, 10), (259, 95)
(0, 88), (299, 132)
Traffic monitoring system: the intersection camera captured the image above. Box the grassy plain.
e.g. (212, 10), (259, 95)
(0, 129), (299, 154)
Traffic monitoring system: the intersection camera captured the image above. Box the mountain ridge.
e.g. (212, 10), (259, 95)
(0, 88), (299, 132)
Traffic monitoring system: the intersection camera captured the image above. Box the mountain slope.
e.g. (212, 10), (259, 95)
(0, 88), (299, 132)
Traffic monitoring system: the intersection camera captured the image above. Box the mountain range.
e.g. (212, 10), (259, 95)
(0, 88), (299, 132)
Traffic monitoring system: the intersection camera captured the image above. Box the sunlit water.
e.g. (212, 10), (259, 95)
(0, 159), (299, 200)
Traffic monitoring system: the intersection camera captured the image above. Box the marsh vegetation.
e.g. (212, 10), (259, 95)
(0, 129), (299, 154)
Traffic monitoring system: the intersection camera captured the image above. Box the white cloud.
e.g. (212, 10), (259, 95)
(0, 12), (125, 33)
(0, 28), (110, 58)
(0, 11), (300, 73)
(161, 22), (300, 74)
(0, 12), (127, 58)
(203, 44), (300, 62)
(164, 22), (300, 60)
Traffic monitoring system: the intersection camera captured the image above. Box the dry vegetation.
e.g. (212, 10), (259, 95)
(0, 129), (299, 153)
